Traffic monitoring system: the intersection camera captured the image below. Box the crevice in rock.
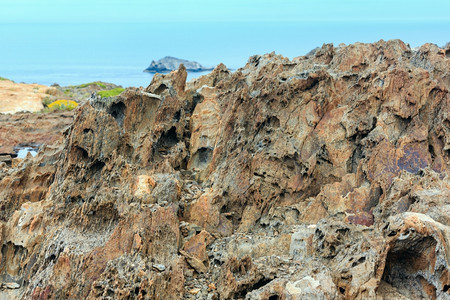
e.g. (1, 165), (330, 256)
(251, 277), (273, 290)
(108, 101), (126, 127)
(235, 277), (274, 299)
(173, 109), (181, 122)
(189, 93), (203, 114)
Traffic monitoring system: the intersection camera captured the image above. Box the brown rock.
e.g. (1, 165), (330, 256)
(0, 41), (448, 299)
(180, 249), (207, 274)
(189, 190), (232, 237)
(183, 230), (214, 263)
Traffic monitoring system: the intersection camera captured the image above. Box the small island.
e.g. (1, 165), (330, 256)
(143, 56), (213, 73)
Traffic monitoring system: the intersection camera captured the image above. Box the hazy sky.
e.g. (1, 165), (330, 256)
(2, 0), (450, 23)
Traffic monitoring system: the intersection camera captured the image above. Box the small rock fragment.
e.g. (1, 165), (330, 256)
(180, 250), (207, 273)
(152, 264), (166, 272)
(189, 288), (201, 295)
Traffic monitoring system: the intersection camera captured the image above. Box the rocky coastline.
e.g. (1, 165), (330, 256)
(0, 40), (449, 299)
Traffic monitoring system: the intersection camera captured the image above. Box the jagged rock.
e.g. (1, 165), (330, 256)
(0, 40), (448, 299)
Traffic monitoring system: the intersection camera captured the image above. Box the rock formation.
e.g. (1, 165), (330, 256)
(144, 56), (214, 73)
(0, 40), (449, 299)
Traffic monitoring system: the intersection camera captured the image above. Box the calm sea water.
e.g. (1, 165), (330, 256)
(0, 21), (448, 87)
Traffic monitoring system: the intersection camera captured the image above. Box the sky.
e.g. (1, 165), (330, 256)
(0, 0), (449, 86)
(2, 0), (450, 23)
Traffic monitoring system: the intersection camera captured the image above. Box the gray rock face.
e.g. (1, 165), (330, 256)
(144, 56), (213, 73)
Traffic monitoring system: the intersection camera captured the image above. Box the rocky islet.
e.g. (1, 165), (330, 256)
(144, 56), (214, 73)
(0, 40), (448, 299)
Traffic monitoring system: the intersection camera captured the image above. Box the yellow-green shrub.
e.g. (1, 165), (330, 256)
(98, 88), (125, 98)
(47, 99), (78, 111)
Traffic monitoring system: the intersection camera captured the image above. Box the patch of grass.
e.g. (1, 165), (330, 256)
(46, 99), (78, 111)
(97, 88), (125, 98)
(0, 76), (12, 82)
(75, 81), (107, 89)
(63, 90), (74, 98)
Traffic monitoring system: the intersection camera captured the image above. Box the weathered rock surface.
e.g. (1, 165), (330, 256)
(144, 56), (214, 73)
(0, 40), (449, 299)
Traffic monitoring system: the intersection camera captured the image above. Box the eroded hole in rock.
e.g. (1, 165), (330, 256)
(266, 116), (280, 129)
(317, 145), (332, 165)
(108, 101), (126, 127)
(173, 109), (181, 122)
(428, 144), (436, 159)
(387, 230), (397, 237)
(75, 146), (89, 160)
(90, 160), (105, 174)
(0, 242), (28, 285)
(383, 236), (438, 299)
(268, 294), (280, 300)
(351, 256), (366, 267)
(152, 126), (179, 161)
(159, 127), (179, 149)
(190, 147), (213, 170)
(155, 83), (168, 95)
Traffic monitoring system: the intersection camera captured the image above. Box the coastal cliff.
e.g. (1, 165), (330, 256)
(0, 40), (449, 299)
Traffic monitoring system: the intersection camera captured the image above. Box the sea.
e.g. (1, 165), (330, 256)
(0, 21), (448, 88)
